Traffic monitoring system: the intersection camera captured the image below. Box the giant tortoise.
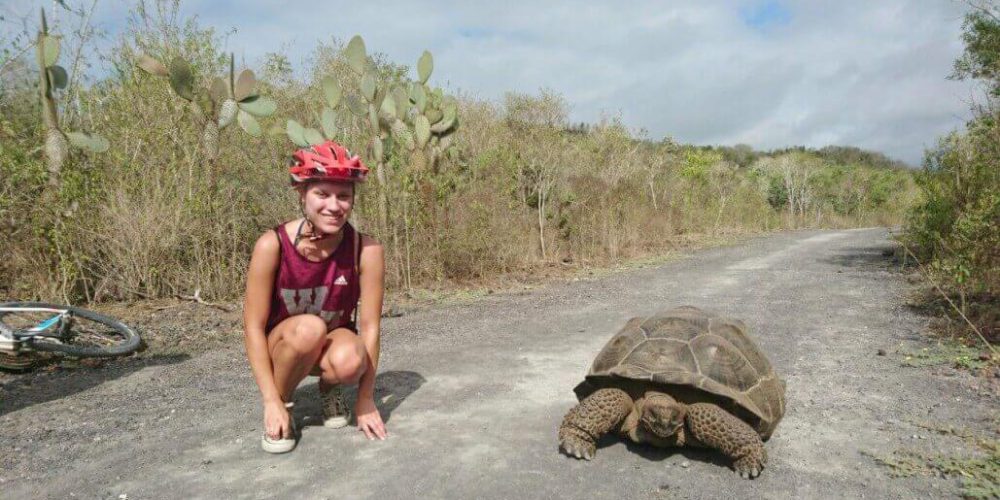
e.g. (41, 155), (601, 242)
(558, 306), (786, 478)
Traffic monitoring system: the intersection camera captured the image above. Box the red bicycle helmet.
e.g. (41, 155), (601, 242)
(288, 140), (369, 184)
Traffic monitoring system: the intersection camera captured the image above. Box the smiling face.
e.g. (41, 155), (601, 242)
(298, 180), (355, 235)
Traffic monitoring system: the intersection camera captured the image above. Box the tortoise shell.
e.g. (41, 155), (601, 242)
(577, 306), (786, 438)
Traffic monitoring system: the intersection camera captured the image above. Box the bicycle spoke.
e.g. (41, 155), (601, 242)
(71, 323), (127, 348)
(0, 309), (57, 333)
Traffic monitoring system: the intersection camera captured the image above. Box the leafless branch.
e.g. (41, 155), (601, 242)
(175, 288), (234, 312)
(0, 40), (36, 77)
(965, 0), (1000, 23)
(900, 242), (998, 356)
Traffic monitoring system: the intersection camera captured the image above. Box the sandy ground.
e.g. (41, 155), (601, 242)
(1, 227), (997, 499)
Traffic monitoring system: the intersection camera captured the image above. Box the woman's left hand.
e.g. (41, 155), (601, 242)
(356, 396), (387, 440)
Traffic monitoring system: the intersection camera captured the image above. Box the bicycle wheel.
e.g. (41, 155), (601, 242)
(0, 302), (141, 358)
(0, 352), (41, 372)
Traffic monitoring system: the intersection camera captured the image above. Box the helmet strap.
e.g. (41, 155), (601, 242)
(293, 212), (332, 247)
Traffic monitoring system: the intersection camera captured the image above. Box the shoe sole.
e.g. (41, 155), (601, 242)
(261, 435), (296, 453)
(323, 415), (350, 428)
(262, 401), (297, 453)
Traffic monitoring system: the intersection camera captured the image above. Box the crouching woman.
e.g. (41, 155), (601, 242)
(243, 140), (387, 453)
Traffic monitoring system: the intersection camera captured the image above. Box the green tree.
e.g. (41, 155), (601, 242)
(952, 2), (1000, 96)
(907, 0), (1000, 299)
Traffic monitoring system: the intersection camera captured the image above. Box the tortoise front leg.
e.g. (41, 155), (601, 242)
(684, 403), (767, 478)
(558, 388), (633, 460)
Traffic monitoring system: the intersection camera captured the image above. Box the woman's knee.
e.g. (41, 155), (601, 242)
(284, 315), (327, 354)
(326, 339), (367, 383)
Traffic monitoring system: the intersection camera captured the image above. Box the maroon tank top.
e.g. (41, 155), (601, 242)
(266, 221), (361, 333)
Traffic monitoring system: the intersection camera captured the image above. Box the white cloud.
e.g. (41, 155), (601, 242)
(3, 0), (978, 164)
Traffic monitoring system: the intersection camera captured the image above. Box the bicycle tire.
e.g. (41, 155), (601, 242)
(0, 301), (141, 358)
(0, 352), (40, 372)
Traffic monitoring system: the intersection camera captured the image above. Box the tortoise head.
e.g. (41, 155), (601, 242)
(640, 392), (686, 438)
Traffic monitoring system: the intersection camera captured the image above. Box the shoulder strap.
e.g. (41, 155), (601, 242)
(273, 226), (283, 257)
(354, 225), (361, 276)
(271, 227), (283, 284)
(352, 226), (361, 326)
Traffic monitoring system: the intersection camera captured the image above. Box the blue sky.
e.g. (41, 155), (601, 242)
(2, 0), (978, 165)
(740, 1), (793, 31)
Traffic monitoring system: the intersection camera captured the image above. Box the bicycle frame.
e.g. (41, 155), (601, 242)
(0, 306), (71, 353)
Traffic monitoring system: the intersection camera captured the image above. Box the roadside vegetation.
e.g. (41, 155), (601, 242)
(1, 1), (918, 303)
(872, 4), (1000, 496)
(903, 1), (1000, 360)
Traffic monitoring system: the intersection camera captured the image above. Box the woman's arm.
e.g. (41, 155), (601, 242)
(355, 234), (386, 439)
(243, 230), (290, 436)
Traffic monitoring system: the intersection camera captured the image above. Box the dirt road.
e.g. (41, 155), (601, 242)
(1, 228), (996, 499)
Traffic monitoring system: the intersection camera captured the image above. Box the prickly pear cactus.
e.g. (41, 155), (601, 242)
(347, 38), (458, 172)
(35, 8), (108, 194)
(395, 50), (460, 174)
(135, 52), (277, 161)
(279, 34), (461, 243)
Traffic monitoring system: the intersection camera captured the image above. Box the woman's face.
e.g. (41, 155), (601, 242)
(300, 181), (354, 235)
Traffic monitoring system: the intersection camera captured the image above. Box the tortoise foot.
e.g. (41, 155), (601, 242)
(733, 454), (764, 479)
(559, 431), (596, 460)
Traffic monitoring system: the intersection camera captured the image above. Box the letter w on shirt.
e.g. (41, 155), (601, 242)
(281, 286), (338, 324)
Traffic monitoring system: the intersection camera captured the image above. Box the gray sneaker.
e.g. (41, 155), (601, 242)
(261, 402), (297, 454)
(320, 384), (351, 428)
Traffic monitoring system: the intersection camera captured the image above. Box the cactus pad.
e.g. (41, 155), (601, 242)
(168, 57), (195, 101)
(234, 69), (256, 101)
(361, 73), (377, 103)
(42, 35), (60, 67)
(286, 120), (309, 147)
(417, 51), (433, 84)
(322, 76), (342, 108)
(237, 109), (262, 137)
(345, 36), (367, 74)
(415, 115), (431, 148)
(303, 127), (325, 146)
(209, 77), (228, 103)
(238, 96), (276, 117)
(47, 65), (68, 90)
(321, 107), (338, 139)
(346, 95), (367, 117)
(137, 54), (169, 77)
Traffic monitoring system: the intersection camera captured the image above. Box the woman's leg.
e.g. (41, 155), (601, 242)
(267, 314), (328, 401)
(316, 327), (368, 387)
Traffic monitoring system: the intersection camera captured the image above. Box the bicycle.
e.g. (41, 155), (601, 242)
(0, 301), (142, 371)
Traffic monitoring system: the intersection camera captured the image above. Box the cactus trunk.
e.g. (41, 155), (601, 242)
(218, 99), (237, 129)
(202, 122), (220, 162)
(44, 128), (68, 190)
(375, 159), (390, 241)
(37, 19), (63, 192)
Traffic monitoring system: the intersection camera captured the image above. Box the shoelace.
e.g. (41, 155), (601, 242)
(324, 388), (348, 415)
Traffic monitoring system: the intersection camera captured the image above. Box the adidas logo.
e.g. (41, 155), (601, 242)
(334, 275), (349, 286)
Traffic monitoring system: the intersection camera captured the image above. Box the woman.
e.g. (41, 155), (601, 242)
(243, 140), (387, 453)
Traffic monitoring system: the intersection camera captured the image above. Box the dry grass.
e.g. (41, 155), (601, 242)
(866, 422), (1000, 499)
